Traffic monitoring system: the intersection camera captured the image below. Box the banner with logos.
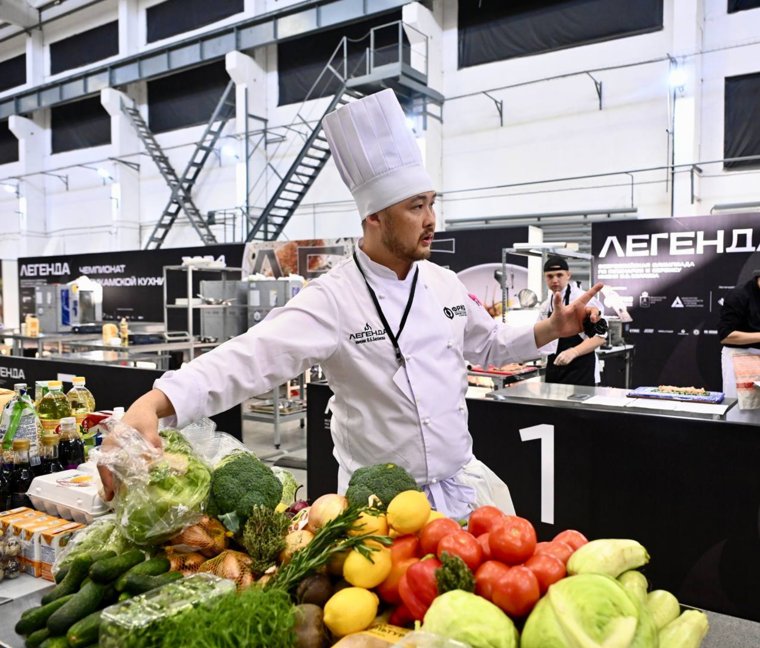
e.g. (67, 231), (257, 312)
(592, 213), (760, 390)
(18, 243), (243, 322)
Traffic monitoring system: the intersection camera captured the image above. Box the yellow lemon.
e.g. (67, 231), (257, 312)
(348, 511), (389, 537)
(323, 587), (379, 637)
(342, 542), (392, 588)
(386, 490), (431, 534)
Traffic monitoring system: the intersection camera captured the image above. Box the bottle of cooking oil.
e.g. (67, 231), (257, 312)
(66, 377), (96, 428)
(37, 380), (72, 434)
(119, 317), (129, 347)
(1, 383), (42, 473)
(34, 380), (49, 407)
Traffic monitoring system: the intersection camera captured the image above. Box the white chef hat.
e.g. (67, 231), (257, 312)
(322, 88), (434, 219)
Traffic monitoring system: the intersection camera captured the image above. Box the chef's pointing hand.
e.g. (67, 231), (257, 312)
(533, 282), (604, 348)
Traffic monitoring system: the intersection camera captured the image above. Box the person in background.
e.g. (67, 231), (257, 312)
(538, 256), (607, 386)
(718, 271), (760, 397)
(98, 89), (603, 519)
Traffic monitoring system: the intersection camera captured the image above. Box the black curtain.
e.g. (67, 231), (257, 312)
(458, 0), (663, 68)
(50, 22), (119, 75)
(147, 60), (233, 134)
(51, 96), (111, 154)
(728, 0), (760, 12)
(0, 120), (19, 165)
(277, 10), (404, 106)
(724, 72), (760, 169)
(0, 54), (26, 93)
(147, 0), (243, 43)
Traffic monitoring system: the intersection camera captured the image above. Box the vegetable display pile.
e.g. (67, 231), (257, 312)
(14, 452), (711, 648)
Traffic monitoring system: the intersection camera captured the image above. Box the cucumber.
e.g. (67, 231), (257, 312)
(66, 609), (102, 648)
(15, 595), (76, 636)
(24, 627), (50, 648)
(38, 637), (69, 648)
(115, 556), (170, 591)
(89, 549), (145, 584)
(46, 580), (107, 636)
(53, 565), (70, 584)
(120, 571), (183, 595)
(41, 555), (91, 605)
(117, 591), (131, 602)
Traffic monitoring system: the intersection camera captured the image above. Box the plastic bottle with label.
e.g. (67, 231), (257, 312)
(9, 438), (33, 508)
(1, 383), (42, 473)
(58, 416), (85, 470)
(67, 376), (96, 427)
(37, 380), (72, 434)
(119, 317), (129, 346)
(39, 434), (64, 475)
(34, 381), (49, 407)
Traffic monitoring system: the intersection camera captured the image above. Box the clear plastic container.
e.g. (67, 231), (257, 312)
(67, 377), (96, 427)
(100, 573), (235, 648)
(1, 383), (42, 470)
(37, 380), (72, 434)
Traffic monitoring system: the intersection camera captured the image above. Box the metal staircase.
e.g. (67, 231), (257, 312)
(245, 87), (363, 241)
(121, 80), (236, 249)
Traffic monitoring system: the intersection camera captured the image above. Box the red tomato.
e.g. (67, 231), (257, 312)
(419, 517), (462, 556)
(437, 531), (483, 571)
(474, 560), (510, 601)
(525, 552), (566, 594)
(552, 529), (589, 551)
(467, 505), (506, 537)
(535, 540), (574, 565)
(491, 565), (540, 618)
(489, 516), (537, 565)
(477, 532), (492, 560)
(390, 534), (422, 562)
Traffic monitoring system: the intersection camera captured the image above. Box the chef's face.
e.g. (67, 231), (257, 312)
(544, 270), (571, 293)
(378, 191), (437, 262)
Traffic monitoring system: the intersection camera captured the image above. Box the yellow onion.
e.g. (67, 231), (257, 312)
(279, 529), (315, 564)
(305, 494), (348, 534)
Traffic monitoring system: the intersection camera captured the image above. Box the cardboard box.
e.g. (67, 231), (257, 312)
(11, 514), (69, 576)
(39, 521), (85, 581)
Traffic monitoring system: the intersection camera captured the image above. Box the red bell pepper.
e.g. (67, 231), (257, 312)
(390, 534), (422, 561)
(377, 556), (419, 605)
(398, 556), (442, 620)
(388, 603), (416, 628)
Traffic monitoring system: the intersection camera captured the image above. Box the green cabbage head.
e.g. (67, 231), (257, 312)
(521, 574), (658, 648)
(422, 590), (518, 648)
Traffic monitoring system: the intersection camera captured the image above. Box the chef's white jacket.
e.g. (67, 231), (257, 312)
(538, 282), (604, 383)
(155, 245), (539, 516)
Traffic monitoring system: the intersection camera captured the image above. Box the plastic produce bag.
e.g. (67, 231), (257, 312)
(94, 423), (211, 545)
(177, 417), (251, 467)
(53, 514), (133, 576)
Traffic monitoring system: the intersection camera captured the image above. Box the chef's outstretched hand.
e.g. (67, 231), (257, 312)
(96, 389), (169, 501)
(534, 282), (604, 348)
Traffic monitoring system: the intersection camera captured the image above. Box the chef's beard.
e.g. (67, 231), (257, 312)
(382, 227), (433, 263)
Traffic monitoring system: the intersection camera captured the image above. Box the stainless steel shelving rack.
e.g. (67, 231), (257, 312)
(162, 265), (244, 360)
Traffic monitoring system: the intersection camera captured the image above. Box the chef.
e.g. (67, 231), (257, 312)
(538, 256), (607, 386)
(99, 89), (602, 518)
(718, 271), (760, 397)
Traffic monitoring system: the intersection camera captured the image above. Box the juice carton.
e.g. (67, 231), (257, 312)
(39, 521), (85, 581)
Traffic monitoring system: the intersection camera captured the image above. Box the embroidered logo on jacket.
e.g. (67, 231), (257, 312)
(443, 304), (467, 319)
(349, 322), (387, 345)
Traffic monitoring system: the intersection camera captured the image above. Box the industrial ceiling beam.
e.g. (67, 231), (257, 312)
(0, 0), (38, 29)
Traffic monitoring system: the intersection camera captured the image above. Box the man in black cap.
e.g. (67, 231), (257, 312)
(538, 256), (607, 386)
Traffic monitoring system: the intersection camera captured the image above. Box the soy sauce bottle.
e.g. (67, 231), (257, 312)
(58, 416), (85, 470)
(39, 434), (64, 475)
(10, 438), (33, 508)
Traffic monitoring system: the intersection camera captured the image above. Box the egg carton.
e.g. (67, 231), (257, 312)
(27, 469), (109, 524)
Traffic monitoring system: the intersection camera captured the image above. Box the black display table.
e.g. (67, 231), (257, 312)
(307, 381), (760, 623)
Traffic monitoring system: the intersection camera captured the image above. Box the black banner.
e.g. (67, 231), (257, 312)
(19, 243), (244, 324)
(592, 213), (760, 390)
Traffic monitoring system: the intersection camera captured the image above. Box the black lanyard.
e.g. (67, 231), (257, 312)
(548, 284), (572, 314)
(353, 251), (419, 366)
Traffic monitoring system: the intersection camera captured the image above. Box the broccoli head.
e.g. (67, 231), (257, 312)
(345, 463), (419, 510)
(208, 451), (283, 531)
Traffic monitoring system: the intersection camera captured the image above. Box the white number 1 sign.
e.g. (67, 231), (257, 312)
(519, 424), (555, 524)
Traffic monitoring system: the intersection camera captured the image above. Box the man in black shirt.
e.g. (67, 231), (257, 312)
(718, 271), (760, 396)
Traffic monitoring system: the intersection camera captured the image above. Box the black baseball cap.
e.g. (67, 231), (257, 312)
(543, 255), (569, 272)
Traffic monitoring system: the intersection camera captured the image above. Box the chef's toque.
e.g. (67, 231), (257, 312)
(322, 88), (434, 219)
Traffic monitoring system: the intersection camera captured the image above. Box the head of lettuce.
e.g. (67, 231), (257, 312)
(521, 573), (658, 648)
(113, 428), (211, 545)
